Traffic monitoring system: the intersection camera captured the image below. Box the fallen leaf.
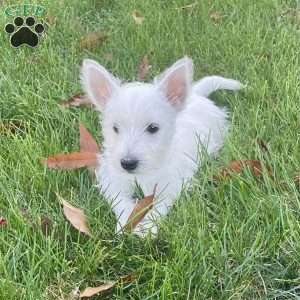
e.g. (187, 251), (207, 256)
(137, 55), (151, 81)
(124, 185), (157, 231)
(42, 152), (98, 170)
(79, 273), (136, 298)
(0, 120), (25, 135)
(80, 282), (115, 298)
(257, 139), (269, 153)
(59, 93), (92, 108)
(79, 123), (100, 154)
(209, 11), (222, 23)
(0, 217), (7, 226)
(57, 194), (91, 236)
(215, 160), (272, 180)
(80, 31), (108, 50)
(119, 273), (137, 284)
(176, 2), (197, 10)
(41, 215), (52, 237)
(79, 123), (100, 176)
(132, 10), (144, 25)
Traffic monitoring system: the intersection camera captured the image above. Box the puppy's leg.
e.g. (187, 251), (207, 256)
(111, 196), (136, 234)
(133, 198), (172, 237)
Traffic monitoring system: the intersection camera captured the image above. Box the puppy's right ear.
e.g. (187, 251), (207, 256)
(81, 59), (120, 111)
(155, 57), (193, 111)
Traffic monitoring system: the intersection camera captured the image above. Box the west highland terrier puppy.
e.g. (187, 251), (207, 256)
(81, 57), (242, 237)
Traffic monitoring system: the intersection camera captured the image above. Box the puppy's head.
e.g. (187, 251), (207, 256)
(81, 57), (193, 174)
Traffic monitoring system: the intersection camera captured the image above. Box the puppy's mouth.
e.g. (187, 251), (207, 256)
(121, 165), (142, 175)
(125, 169), (137, 174)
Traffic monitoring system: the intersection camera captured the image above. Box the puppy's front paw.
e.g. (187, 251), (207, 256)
(115, 222), (123, 235)
(133, 220), (158, 238)
(115, 213), (131, 235)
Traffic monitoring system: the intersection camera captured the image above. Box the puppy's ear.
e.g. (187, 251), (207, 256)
(155, 56), (193, 110)
(81, 59), (120, 111)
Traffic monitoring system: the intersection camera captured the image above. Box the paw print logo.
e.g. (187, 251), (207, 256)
(5, 16), (45, 48)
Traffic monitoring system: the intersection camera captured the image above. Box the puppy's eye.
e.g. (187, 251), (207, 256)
(146, 123), (159, 134)
(113, 125), (119, 133)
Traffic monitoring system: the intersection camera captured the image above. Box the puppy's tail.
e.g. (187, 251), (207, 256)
(193, 76), (244, 97)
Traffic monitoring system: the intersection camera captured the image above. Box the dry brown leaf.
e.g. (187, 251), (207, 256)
(137, 55), (151, 81)
(0, 120), (25, 135)
(209, 11), (222, 22)
(132, 10), (144, 25)
(79, 123), (100, 176)
(0, 217), (7, 226)
(79, 123), (100, 154)
(41, 152), (98, 170)
(215, 160), (272, 180)
(124, 185), (157, 232)
(119, 273), (137, 284)
(59, 93), (92, 108)
(80, 31), (108, 50)
(79, 273), (136, 298)
(176, 2), (197, 10)
(57, 195), (91, 236)
(80, 282), (115, 298)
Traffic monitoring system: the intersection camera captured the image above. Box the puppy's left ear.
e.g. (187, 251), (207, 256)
(81, 59), (120, 111)
(155, 56), (193, 110)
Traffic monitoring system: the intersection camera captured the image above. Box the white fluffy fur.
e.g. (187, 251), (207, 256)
(81, 57), (243, 237)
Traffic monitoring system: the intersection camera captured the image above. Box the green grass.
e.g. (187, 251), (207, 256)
(1, 0), (300, 299)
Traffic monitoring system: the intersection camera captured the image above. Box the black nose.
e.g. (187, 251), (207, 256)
(120, 158), (138, 171)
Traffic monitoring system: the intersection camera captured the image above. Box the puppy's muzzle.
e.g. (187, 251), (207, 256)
(120, 158), (139, 172)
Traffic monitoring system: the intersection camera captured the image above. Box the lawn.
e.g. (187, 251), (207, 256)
(1, 0), (300, 299)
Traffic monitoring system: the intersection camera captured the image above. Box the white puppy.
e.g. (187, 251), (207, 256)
(81, 57), (242, 236)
